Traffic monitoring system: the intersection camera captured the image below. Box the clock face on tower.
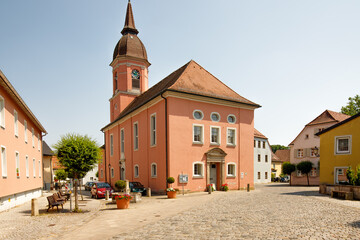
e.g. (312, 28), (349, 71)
(131, 69), (140, 80)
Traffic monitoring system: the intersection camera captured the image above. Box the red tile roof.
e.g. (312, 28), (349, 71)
(254, 128), (267, 139)
(274, 149), (290, 163)
(102, 60), (260, 130)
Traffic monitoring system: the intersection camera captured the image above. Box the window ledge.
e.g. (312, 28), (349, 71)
(0, 125), (5, 130)
(150, 144), (157, 148)
(335, 152), (351, 155)
(192, 142), (203, 145)
(227, 144), (236, 147)
(210, 143), (220, 146)
(151, 176), (157, 178)
(226, 175), (236, 178)
(192, 175), (204, 179)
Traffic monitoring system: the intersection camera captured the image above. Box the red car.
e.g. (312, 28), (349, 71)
(91, 182), (114, 199)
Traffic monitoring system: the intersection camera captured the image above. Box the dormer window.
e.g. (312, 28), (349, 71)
(131, 69), (140, 89)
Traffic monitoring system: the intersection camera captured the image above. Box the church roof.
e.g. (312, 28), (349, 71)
(113, 1), (148, 62)
(102, 60), (260, 131)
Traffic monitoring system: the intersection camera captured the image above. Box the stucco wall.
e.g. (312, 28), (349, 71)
(253, 137), (271, 183)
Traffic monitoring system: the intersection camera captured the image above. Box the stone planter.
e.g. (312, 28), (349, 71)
(116, 198), (130, 209)
(167, 191), (176, 199)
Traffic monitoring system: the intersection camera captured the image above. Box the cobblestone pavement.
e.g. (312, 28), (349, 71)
(111, 184), (360, 240)
(0, 190), (101, 240)
(2, 184), (360, 240)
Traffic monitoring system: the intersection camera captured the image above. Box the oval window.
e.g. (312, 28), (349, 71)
(193, 110), (203, 120)
(227, 115), (236, 124)
(211, 113), (220, 122)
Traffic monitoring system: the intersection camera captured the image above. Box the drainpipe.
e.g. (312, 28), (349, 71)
(104, 132), (107, 183)
(160, 93), (169, 188)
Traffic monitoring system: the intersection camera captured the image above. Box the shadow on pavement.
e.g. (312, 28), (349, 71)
(263, 184), (291, 187)
(349, 221), (360, 228)
(280, 190), (326, 197)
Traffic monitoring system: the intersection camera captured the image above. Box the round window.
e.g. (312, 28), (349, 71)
(227, 115), (236, 124)
(211, 113), (220, 122)
(193, 110), (203, 120)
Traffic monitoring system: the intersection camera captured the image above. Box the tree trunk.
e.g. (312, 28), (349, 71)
(74, 178), (79, 211)
(307, 173), (310, 186)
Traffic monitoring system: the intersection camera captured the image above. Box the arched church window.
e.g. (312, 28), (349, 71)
(131, 69), (140, 89)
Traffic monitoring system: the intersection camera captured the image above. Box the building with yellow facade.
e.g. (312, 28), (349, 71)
(317, 112), (360, 185)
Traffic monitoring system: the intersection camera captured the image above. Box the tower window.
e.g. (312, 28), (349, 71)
(114, 72), (118, 90)
(131, 69), (140, 89)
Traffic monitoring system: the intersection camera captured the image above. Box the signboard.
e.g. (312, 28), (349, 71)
(179, 174), (188, 183)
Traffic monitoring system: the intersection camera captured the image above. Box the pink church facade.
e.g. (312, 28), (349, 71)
(99, 2), (260, 193)
(0, 70), (46, 211)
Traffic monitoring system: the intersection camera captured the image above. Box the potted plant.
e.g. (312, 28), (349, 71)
(115, 194), (132, 209)
(166, 177), (176, 198)
(221, 183), (229, 191)
(115, 180), (126, 192)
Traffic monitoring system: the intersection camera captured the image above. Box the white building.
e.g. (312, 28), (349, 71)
(254, 129), (272, 184)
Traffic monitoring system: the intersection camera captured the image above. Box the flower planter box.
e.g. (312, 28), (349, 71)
(116, 199), (130, 209)
(167, 191), (176, 199)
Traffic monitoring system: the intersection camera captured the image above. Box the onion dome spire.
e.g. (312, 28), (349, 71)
(121, 0), (139, 35)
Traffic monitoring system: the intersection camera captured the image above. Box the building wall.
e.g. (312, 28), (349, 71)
(0, 85), (43, 211)
(289, 123), (334, 186)
(167, 96), (254, 191)
(319, 116), (360, 185)
(253, 137), (271, 183)
(272, 162), (282, 178)
(43, 155), (52, 190)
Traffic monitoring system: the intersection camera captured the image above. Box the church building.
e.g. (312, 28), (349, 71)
(99, 1), (260, 193)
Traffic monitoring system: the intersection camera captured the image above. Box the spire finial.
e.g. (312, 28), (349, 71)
(121, 0), (139, 35)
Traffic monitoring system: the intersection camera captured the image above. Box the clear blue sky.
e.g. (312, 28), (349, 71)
(1, 0), (360, 148)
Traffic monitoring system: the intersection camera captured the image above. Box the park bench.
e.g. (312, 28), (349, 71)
(56, 192), (67, 202)
(59, 191), (70, 201)
(331, 190), (353, 200)
(46, 195), (64, 212)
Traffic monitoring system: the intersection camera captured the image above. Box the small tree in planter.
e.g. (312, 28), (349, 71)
(297, 161), (313, 186)
(282, 162), (296, 185)
(166, 177), (176, 198)
(115, 180), (126, 192)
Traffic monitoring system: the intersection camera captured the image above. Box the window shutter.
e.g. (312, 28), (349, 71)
(294, 149), (298, 158)
(305, 148), (309, 157)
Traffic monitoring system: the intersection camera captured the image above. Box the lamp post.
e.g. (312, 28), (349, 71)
(108, 163), (111, 185)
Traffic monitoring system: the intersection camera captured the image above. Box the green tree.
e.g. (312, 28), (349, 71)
(296, 161), (313, 186)
(271, 144), (289, 153)
(341, 94), (360, 116)
(55, 169), (67, 181)
(54, 133), (101, 212)
(282, 162), (296, 185)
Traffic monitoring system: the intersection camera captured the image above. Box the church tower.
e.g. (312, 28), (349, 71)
(109, 1), (150, 122)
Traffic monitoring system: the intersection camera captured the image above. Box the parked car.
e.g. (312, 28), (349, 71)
(129, 182), (146, 196)
(91, 182), (114, 199)
(84, 181), (95, 191)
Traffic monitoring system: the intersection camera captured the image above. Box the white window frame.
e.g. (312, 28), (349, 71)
(335, 135), (352, 155)
(120, 128), (125, 154)
(33, 158), (36, 178)
(38, 134), (40, 151)
(133, 122), (139, 150)
(226, 127), (236, 146)
(14, 110), (18, 137)
(38, 160), (41, 178)
(0, 95), (5, 128)
(192, 109), (204, 120)
(310, 148), (317, 157)
(265, 172), (268, 179)
(210, 112), (220, 122)
(227, 162), (236, 177)
(297, 149), (304, 158)
(110, 134), (114, 156)
(193, 124), (204, 144)
(151, 163), (157, 178)
(24, 120), (27, 143)
(296, 170), (302, 177)
(1, 146), (6, 177)
(25, 155), (29, 178)
(258, 154), (261, 162)
(310, 167), (317, 177)
(32, 128), (35, 148)
(210, 126), (221, 145)
(134, 164), (139, 178)
(193, 162), (204, 178)
(111, 167), (114, 178)
(257, 172), (261, 180)
(227, 114), (236, 124)
(265, 155), (268, 163)
(15, 151), (20, 177)
(150, 113), (156, 146)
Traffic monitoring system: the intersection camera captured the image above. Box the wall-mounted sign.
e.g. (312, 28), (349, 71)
(241, 172), (244, 179)
(179, 174), (188, 183)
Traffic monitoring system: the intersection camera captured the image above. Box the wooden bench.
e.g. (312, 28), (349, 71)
(46, 196), (64, 212)
(331, 190), (354, 200)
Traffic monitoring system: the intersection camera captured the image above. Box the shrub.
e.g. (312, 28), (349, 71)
(167, 177), (175, 184)
(115, 180), (126, 191)
(221, 183), (229, 191)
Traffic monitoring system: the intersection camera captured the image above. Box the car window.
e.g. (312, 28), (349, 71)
(97, 183), (110, 188)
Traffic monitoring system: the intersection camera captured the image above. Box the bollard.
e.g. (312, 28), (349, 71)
(208, 185), (212, 194)
(105, 190), (109, 200)
(31, 198), (39, 216)
(147, 188), (151, 197)
(125, 180), (130, 194)
(247, 184), (250, 192)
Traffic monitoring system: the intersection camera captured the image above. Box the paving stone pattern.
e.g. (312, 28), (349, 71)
(112, 185), (360, 240)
